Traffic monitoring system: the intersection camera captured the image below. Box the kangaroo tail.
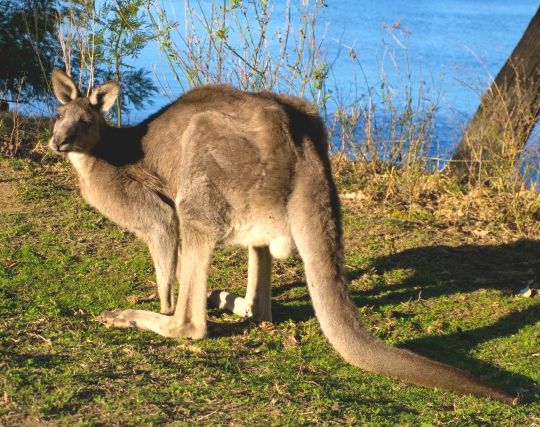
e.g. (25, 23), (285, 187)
(287, 150), (517, 405)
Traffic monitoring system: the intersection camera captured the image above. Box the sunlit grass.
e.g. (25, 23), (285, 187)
(0, 156), (538, 425)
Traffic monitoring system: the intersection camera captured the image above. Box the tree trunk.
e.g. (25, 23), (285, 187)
(448, 6), (540, 180)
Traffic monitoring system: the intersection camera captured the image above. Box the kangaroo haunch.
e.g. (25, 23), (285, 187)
(49, 69), (517, 405)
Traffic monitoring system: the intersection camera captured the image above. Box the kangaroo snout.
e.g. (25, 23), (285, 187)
(49, 136), (73, 152)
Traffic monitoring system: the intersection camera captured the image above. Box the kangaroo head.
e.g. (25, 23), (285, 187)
(50, 69), (120, 153)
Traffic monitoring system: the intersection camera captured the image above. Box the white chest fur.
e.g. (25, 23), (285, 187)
(68, 152), (89, 175)
(67, 152), (93, 199)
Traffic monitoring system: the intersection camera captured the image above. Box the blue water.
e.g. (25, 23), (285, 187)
(128, 1), (539, 155)
(327, 1), (536, 110)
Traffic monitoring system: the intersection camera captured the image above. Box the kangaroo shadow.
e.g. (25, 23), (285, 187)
(271, 238), (540, 401)
(367, 238), (540, 307)
(401, 303), (539, 402)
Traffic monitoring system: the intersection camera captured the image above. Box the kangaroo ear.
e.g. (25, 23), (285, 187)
(51, 69), (80, 104)
(89, 81), (120, 112)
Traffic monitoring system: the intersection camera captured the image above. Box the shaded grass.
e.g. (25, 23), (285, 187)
(0, 155), (539, 425)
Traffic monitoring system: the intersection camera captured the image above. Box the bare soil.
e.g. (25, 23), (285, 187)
(0, 163), (23, 214)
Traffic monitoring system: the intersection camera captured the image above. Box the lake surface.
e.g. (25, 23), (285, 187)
(130, 1), (539, 155)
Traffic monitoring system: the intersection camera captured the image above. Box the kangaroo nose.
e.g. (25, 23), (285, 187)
(49, 137), (60, 151)
(49, 136), (71, 152)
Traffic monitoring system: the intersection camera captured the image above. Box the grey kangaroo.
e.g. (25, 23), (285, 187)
(49, 69), (516, 404)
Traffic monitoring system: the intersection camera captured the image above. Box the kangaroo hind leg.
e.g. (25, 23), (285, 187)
(167, 223), (216, 339)
(97, 224), (215, 339)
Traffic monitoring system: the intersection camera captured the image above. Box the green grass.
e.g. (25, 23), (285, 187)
(0, 155), (539, 425)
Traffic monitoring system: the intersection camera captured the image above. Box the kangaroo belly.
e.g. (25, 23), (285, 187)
(225, 215), (295, 259)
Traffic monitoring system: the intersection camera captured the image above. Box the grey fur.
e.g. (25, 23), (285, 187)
(49, 69), (517, 404)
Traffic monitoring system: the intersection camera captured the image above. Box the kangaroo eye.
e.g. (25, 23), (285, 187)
(56, 113), (64, 120)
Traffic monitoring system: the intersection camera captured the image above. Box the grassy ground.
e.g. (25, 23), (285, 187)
(0, 154), (539, 426)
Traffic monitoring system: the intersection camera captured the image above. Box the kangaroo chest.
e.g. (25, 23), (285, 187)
(68, 152), (126, 224)
(68, 152), (93, 200)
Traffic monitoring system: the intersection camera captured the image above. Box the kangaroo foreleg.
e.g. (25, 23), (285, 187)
(208, 245), (272, 321)
(147, 225), (179, 315)
(97, 226), (180, 335)
(207, 290), (249, 316)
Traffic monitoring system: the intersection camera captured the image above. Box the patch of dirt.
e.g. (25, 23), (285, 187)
(0, 163), (24, 214)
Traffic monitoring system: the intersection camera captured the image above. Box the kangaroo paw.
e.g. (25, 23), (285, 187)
(96, 310), (138, 329)
(95, 309), (176, 337)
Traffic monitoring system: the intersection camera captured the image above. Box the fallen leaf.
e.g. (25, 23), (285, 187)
(471, 229), (489, 238)
(341, 191), (368, 201)
(4, 260), (19, 269)
(28, 332), (52, 345)
(179, 343), (206, 355)
(258, 321), (274, 331)
(284, 334), (299, 349)
(127, 293), (157, 304)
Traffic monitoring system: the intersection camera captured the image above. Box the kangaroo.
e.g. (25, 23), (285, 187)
(49, 69), (517, 404)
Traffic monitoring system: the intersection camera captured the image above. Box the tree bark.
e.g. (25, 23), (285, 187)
(448, 6), (540, 179)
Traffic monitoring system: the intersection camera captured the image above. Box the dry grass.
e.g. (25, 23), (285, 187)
(0, 112), (52, 159)
(334, 159), (540, 238)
